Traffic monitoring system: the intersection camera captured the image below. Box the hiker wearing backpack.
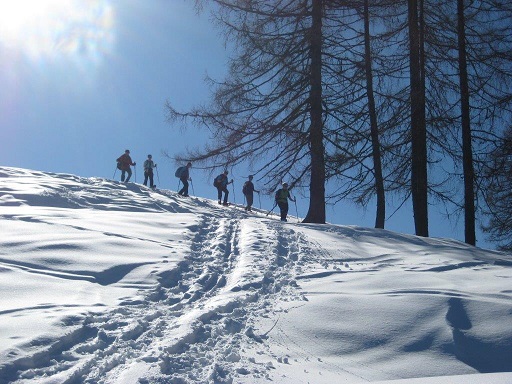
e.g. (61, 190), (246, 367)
(176, 162), (192, 196)
(116, 149), (136, 183)
(143, 154), (157, 188)
(214, 170), (233, 206)
(275, 182), (295, 222)
(242, 175), (259, 212)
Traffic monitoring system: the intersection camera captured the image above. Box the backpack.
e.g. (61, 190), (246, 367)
(175, 166), (185, 178)
(213, 174), (223, 187)
(116, 162), (122, 170)
(242, 181), (249, 195)
(275, 189), (287, 202)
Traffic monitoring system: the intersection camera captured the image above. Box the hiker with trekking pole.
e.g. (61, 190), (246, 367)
(116, 149), (136, 183)
(175, 162), (192, 197)
(274, 182), (296, 222)
(143, 154), (157, 188)
(213, 170), (233, 206)
(242, 175), (259, 212)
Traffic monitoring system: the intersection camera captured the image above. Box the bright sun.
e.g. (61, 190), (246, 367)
(0, 1), (56, 35)
(0, 0), (114, 62)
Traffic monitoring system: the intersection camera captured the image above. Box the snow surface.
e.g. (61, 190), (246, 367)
(0, 166), (511, 384)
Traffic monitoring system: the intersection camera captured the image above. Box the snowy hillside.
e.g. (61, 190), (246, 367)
(0, 166), (511, 384)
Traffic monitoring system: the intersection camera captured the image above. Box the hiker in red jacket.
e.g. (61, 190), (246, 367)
(116, 149), (136, 182)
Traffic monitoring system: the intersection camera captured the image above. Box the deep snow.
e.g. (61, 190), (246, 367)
(0, 166), (511, 384)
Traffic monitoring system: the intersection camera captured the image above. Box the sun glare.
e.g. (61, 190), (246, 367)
(0, 0), (114, 63)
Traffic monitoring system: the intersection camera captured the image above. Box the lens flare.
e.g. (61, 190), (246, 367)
(0, 0), (115, 64)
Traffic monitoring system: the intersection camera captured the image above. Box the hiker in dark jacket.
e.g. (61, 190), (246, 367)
(214, 171), (233, 205)
(275, 182), (295, 221)
(243, 175), (259, 211)
(178, 162), (192, 196)
(116, 149), (136, 182)
(143, 154), (157, 188)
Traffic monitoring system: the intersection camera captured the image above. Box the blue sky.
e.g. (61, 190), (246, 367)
(0, 0), (493, 249)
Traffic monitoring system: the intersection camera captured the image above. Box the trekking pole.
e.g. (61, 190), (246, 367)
(155, 166), (160, 185)
(134, 166), (137, 183)
(294, 198), (299, 223)
(190, 179), (195, 196)
(258, 192), (261, 209)
(266, 202), (277, 216)
(177, 179), (181, 192)
(113, 167), (117, 180)
(231, 181), (236, 204)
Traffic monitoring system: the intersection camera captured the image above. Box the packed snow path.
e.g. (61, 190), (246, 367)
(0, 213), (320, 382)
(9, 216), (308, 383)
(1, 167), (511, 383)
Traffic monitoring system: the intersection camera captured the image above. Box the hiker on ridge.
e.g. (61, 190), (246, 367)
(116, 149), (136, 183)
(242, 175), (259, 212)
(176, 162), (192, 196)
(214, 170), (233, 206)
(275, 182), (295, 222)
(143, 154), (157, 188)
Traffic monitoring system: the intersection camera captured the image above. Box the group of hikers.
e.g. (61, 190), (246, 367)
(116, 150), (296, 222)
(116, 149), (158, 188)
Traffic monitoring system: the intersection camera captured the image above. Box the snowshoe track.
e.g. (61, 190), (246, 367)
(0, 210), (312, 384)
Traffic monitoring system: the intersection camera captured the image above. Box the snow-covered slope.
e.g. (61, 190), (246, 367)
(0, 166), (511, 383)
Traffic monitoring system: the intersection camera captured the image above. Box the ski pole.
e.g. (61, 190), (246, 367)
(231, 181), (236, 204)
(177, 179), (181, 192)
(134, 166), (137, 183)
(113, 167), (117, 179)
(294, 198), (299, 223)
(190, 179), (195, 196)
(258, 192), (261, 209)
(155, 165), (160, 185)
(266, 202), (277, 216)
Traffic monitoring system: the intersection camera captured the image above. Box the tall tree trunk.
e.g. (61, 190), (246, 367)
(304, 0), (326, 224)
(408, 0), (429, 236)
(457, 0), (476, 245)
(363, 0), (385, 229)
